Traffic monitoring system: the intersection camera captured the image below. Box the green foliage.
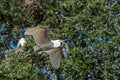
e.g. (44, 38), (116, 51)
(0, 0), (120, 79)
(0, 51), (37, 80)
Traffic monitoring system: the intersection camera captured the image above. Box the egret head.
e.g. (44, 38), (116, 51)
(51, 40), (64, 48)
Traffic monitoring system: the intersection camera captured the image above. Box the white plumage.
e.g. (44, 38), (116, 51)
(17, 38), (26, 47)
(15, 38), (26, 53)
(51, 40), (62, 48)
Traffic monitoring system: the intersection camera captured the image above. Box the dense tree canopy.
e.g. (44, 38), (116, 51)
(0, 0), (120, 80)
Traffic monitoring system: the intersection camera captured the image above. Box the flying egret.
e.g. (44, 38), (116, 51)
(24, 26), (68, 69)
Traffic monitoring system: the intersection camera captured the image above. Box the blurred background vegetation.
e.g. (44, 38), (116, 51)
(0, 0), (120, 80)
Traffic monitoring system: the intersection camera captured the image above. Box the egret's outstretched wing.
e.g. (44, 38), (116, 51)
(24, 27), (51, 47)
(45, 48), (62, 69)
(24, 27), (40, 35)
